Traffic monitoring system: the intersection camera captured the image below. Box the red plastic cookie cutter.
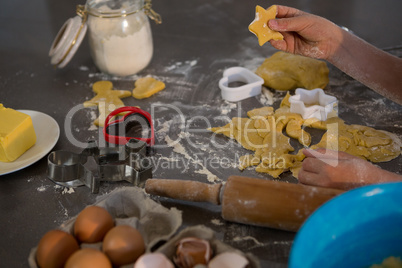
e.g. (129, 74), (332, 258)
(103, 106), (154, 146)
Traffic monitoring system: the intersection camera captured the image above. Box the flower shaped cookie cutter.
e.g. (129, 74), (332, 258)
(219, 67), (264, 102)
(289, 88), (337, 121)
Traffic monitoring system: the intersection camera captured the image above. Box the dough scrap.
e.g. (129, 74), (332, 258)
(370, 256), (402, 268)
(209, 117), (267, 151)
(255, 164), (285, 178)
(280, 92), (291, 107)
(232, 117), (265, 151)
(248, 5), (283, 46)
(247, 106), (274, 118)
(133, 77), (166, 99)
(83, 81), (132, 127)
(255, 51), (329, 91)
(286, 118), (311, 146)
(248, 106), (274, 138)
(239, 154), (261, 170)
(209, 93), (401, 179)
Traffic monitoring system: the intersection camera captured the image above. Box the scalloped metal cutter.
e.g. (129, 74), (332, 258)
(47, 139), (152, 193)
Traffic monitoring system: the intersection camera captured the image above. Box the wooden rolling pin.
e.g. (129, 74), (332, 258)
(145, 176), (344, 232)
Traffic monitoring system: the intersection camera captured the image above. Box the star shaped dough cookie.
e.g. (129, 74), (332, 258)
(83, 80), (132, 127)
(249, 5), (284, 46)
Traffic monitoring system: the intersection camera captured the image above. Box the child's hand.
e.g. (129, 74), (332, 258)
(298, 148), (402, 190)
(268, 5), (342, 60)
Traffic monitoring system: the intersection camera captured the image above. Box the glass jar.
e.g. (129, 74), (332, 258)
(82, 0), (161, 76)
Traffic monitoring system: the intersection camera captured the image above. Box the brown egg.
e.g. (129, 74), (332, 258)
(36, 229), (79, 268)
(173, 237), (212, 268)
(65, 248), (112, 268)
(73, 206), (114, 243)
(102, 225), (145, 266)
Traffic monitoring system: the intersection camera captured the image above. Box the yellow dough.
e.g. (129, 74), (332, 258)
(209, 93), (401, 179)
(311, 124), (401, 163)
(255, 51), (329, 91)
(286, 118), (311, 146)
(247, 106), (274, 118)
(132, 77), (166, 99)
(210, 117), (265, 152)
(239, 154), (261, 170)
(249, 5), (283, 46)
(370, 257), (402, 268)
(83, 80), (132, 127)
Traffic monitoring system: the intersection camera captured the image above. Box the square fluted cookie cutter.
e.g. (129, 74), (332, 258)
(219, 67), (264, 102)
(47, 139), (152, 194)
(289, 88), (337, 121)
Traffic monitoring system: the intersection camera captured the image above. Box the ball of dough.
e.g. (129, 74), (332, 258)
(255, 51), (329, 91)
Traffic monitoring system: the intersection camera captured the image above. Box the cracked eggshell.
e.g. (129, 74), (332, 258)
(208, 252), (250, 268)
(134, 253), (174, 268)
(174, 237), (212, 268)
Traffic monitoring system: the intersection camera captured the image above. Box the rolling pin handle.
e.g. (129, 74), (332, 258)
(145, 179), (222, 205)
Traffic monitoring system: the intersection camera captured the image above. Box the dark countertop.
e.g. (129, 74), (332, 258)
(1, 0), (401, 267)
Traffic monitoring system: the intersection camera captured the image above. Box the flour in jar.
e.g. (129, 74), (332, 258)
(87, 10), (153, 76)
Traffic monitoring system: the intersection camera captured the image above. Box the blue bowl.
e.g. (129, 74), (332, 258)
(289, 182), (402, 268)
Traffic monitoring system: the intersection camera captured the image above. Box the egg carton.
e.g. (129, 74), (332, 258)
(28, 187), (182, 268)
(28, 187), (261, 268)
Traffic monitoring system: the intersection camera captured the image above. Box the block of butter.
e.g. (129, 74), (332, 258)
(0, 104), (37, 162)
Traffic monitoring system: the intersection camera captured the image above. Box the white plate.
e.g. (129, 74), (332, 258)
(0, 110), (60, 175)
